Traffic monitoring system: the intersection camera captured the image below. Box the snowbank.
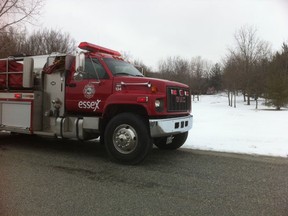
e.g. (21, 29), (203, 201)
(183, 94), (288, 158)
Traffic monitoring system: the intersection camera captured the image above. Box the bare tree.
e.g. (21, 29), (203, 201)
(223, 54), (242, 107)
(132, 59), (152, 76)
(190, 56), (212, 99)
(229, 25), (271, 105)
(120, 51), (133, 62)
(0, 27), (26, 57)
(158, 55), (213, 99)
(0, 0), (44, 31)
(0, 27), (76, 58)
(158, 56), (190, 85)
(22, 28), (76, 55)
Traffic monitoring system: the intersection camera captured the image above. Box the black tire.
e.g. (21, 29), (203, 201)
(104, 113), (152, 164)
(154, 132), (188, 150)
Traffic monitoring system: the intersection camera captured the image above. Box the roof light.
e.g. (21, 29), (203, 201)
(78, 42), (121, 56)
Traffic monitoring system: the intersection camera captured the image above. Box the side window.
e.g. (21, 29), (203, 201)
(83, 58), (108, 79)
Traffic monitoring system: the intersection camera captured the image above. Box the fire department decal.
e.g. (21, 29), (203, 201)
(78, 100), (101, 112)
(83, 84), (95, 99)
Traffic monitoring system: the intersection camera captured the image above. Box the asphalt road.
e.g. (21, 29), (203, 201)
(0, 133), (288, 216)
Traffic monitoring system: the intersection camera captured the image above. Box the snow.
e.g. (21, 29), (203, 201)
(183, 93), (288, 158)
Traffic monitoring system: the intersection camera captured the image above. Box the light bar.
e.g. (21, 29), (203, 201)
(78, 42), (121, 56)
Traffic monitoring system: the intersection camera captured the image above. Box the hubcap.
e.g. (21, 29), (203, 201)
(113, 124), (138, 154)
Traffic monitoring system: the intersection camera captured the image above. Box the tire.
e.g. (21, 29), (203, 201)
(104, 113), (152, 164)
(154, 132), (188, 150)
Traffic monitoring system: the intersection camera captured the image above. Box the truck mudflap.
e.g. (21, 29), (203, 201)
(149, 115), (193, 138)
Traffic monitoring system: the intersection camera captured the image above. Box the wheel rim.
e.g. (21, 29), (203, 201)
(113, 124), (138, 154)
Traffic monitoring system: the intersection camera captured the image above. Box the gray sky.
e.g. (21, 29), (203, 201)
(37, 0), (288, 69)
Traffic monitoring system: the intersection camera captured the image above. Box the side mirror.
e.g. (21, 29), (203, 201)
(75, 52), (85, 73)
(74, 52), (86, 81)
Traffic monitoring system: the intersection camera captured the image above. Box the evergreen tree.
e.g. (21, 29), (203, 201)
(209, 63), (222, 92)
(265, 43), (288, 110)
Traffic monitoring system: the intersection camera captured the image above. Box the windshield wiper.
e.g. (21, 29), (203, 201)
(114, 72), (134, 76)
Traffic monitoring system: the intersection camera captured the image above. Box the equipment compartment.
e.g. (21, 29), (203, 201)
(0, 101), (31, 128)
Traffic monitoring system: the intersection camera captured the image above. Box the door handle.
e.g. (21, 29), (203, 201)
(67, 83), (76, 87)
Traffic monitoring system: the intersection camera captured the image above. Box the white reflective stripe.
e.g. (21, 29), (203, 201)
(0, 92), (34, 99)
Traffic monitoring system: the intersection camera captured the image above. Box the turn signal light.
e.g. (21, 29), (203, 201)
(137, 96), (148, 103)
(151, 86), (158, 93)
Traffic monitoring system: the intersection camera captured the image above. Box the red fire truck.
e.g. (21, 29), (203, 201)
(0, 42), (193, 164)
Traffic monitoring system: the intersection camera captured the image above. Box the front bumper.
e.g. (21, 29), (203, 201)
(149, 115), (193, 138)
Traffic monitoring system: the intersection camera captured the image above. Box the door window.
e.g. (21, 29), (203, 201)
(83, 58), (108, 79)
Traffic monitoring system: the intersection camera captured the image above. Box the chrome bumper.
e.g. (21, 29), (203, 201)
(149, 115), (193, 138)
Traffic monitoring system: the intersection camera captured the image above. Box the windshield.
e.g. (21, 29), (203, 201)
(103, 58), (143, 77)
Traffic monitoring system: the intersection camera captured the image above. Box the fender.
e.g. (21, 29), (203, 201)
(102, 93), (152, 116)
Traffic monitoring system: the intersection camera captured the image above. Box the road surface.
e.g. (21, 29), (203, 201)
(0, 133), (288, 216)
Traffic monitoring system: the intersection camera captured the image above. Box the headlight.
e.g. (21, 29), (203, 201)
(155, 99), (164, 112)
(155, 100), (161, 108)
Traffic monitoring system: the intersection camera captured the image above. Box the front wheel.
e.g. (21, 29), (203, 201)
(154, 132), (188, 150)
(104, 113), (152, 164)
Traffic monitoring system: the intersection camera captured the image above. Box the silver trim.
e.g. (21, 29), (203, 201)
(120, 81), (151, 87)
(149, 115), (193, 137)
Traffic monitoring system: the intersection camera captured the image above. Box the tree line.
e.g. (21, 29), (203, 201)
(0, 27), (76, 57)
(144, 26), (288, 110)
(0, 0), (75, 57)
(1, 0), (287, 110)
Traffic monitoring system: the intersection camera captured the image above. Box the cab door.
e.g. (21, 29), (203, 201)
(65, 57), (113, 116)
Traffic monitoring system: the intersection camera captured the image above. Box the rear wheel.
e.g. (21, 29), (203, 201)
(104, 113), (152, 164)
(154, 132), (188, 150)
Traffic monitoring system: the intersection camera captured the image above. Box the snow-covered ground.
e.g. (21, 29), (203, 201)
(183, 93), (288, 158)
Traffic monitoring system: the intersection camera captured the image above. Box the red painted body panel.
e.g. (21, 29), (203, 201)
(110, 76), (190, 116)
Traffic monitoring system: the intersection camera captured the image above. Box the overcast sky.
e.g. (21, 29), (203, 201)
(36, 0), (288, 69)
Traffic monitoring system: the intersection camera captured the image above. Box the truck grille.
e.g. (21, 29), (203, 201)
(167, 87), (191, 112)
